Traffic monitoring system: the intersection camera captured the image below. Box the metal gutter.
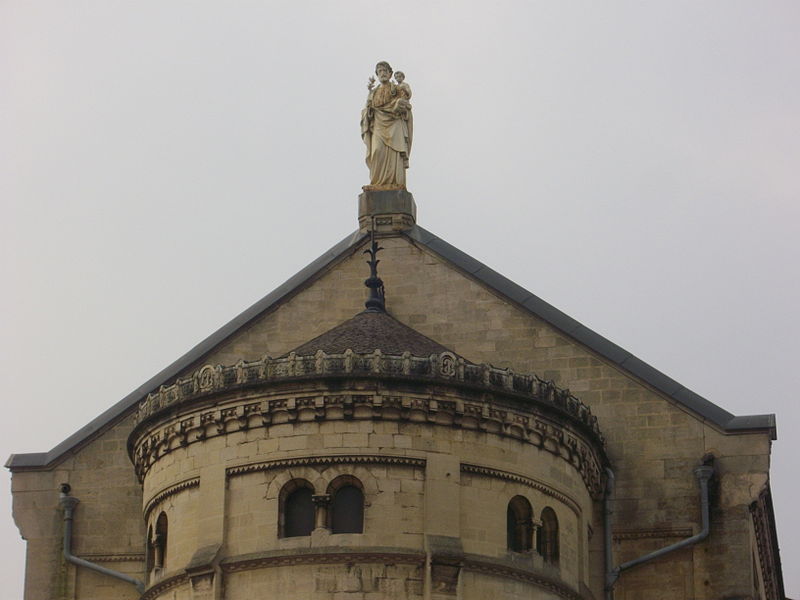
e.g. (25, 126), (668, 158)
(59, 484), (145, 595)
(604, 458), (714, 599)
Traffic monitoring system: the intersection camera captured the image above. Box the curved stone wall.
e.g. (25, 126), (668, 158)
(131, 355), (606, 599)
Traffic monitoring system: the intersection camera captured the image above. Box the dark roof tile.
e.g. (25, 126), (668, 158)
(284, 310), (464, 359)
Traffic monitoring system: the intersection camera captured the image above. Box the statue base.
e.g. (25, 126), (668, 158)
(358, 189), (416, 233)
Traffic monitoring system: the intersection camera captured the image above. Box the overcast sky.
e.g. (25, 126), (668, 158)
(2, 2), (798, 598)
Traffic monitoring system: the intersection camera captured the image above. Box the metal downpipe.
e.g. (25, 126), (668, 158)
(604, 460), (714, 599)
(59, 484), (145, 595)
(603, 468), (616, 600)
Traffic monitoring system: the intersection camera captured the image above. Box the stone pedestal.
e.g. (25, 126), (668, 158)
(358, 189), (416, 233)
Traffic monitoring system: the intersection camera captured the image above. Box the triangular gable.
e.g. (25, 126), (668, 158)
(6, 225), (775, 470)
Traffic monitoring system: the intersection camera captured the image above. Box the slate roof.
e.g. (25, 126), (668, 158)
(6, 225), (776, 470)
(284, 309), (464, 359)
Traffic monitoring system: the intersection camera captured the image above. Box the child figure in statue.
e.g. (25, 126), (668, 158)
(394, 71), (412, 100)
(392, 71), (413, 169)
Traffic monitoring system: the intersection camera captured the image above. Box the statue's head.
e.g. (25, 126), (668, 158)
(394, 71), (405, 84)
(375, 61), (393, 83)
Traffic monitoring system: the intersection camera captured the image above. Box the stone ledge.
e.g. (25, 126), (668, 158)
(220, 546), (426, 572)
(462, 552), (580, 600)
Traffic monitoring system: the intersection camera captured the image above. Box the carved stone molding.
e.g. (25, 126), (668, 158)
(750, 484), (785, 600)
(460, 463), (582, 516)
(141, 572), (188, 600)
(227, 454), (426, 478)
(77, 553), (145, 563)
(463, 556), (582, 600)
(134, 351), (603, 443)
(221, 549), (425, 573)
(141, 548), (584, 598)
(144, 477), (200, 521)
(612, 527), (693, 542)
(132, 385), (605, 498)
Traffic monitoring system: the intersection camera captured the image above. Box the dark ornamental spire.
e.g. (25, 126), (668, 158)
(363, 231), (385, 312)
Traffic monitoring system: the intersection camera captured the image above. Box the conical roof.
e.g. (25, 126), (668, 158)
(284, 310), (465, 359)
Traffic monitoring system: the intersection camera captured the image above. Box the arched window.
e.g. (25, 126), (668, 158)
(280, 479), (315, 538)
(154, 512), (168, 569)
(328, 476), (364, 534)
(538, 507), (559, 563)
(145, 524), (154, 574)
(506, 496), (533, 552)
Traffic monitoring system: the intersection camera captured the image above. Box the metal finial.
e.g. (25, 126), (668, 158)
(363, 230), (385, 312)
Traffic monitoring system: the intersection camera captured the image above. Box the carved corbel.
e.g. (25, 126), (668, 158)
(185, 543), (222, 600)
(426, 535), (463, 597)
(342, 395), (354, 419)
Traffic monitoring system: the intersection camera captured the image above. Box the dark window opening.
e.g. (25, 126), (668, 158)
(330, 484), (364, 534)
(507, 495), (533, 552)
(154, 512), (168, 569)
(284, 486), (315, 537)
(538, 507), (559, 563)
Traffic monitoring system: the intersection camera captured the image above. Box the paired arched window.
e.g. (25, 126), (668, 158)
(328, 476), (364, 534)
(506, 496), (533, 552)
(505, 498), (559, 562)
(280, 476), (364, 537)
(538, 507), (559, 563)
(280, 479), (315, 538)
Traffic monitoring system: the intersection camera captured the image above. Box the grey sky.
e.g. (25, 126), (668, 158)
(2, 2), (798, 597)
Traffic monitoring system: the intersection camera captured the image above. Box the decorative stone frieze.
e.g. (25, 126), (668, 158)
(460, 464), (582, 516)
(131, 384), (605, 498)
(130, 350), (607, 497)
(134, 351), (602, 441)
(611, 527), (694, 542)
(227, 455), (426, 478)
(76, 553), (146, 563)
(143, 477), (200, 520)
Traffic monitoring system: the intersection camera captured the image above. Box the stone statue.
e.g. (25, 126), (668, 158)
(360, 61), (412, 190)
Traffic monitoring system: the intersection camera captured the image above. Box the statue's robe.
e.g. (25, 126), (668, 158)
(361, 83), (412, 189)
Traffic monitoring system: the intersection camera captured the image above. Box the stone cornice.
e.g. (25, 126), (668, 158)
(131, 386), (606, 498)
(218, 547), (584, 599)
(221, 548), (426, 573)
(750, 484), (785, 600)
(77, 552), (145, 563)
(460, 464), (582, 515)
(227, 454), (426, 478)
(141, 571), (188, 600)
(462, 554), (582, 600)
(139, 548), (587, 599)
(133, 350), (603, 444)
(144, 477), (200, 521)
(612, 527), (693, 541)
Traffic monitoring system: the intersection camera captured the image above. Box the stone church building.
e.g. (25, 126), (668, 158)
(7, 192), (786, 599)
